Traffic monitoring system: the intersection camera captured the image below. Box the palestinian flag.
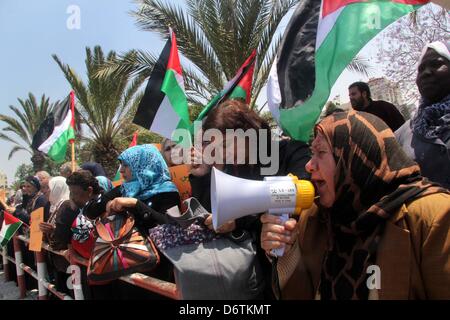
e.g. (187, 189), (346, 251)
(112, 131), (138, 187)
(32, 91), (76, 163)
(133, 29), (190, 142)
(267, 0), (429, 142)
(196, 50), (256, 122)
(0, 212), (23, 247)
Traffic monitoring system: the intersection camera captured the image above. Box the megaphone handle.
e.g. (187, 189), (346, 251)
(269, 213), (289, 257)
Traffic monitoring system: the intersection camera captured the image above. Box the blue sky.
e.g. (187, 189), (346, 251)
(0, 0), (383, 185)
(0, 0), (166, 183)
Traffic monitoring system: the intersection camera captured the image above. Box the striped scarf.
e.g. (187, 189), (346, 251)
(316, 111), (447, 300)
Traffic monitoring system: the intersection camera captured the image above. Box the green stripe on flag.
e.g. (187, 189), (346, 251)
(47, 127), (75, 163)
(0, 222), (22, 247)
(161, 69), (190, 130)
(229, 86), (247, 101)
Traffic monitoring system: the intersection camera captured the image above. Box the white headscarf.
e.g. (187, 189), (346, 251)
(419, 40), (450, 66)
(49, 176), (70, 214)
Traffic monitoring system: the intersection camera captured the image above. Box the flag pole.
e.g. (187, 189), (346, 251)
(71, 141), (76, 172)
(70, 91), (76, 172)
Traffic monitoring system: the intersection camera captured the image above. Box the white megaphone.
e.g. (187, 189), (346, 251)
(211, 167), (315, 256)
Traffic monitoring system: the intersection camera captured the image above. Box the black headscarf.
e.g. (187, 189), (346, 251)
(25, 176), (40, 192)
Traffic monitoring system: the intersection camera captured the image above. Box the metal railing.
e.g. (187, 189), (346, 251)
(1, 234), (180, 300)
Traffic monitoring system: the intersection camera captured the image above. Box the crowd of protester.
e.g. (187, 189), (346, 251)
(0, 40), (448, 300)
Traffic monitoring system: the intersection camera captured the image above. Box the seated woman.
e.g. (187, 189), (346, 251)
(261, 110), (450, 300)
(83, 144), (180, 230)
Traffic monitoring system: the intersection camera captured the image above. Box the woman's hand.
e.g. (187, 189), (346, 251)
(7, 206), (16, 214)
(260, 213), (298, 257)
(39, 222), (55, 234)
(106, 197), (138, 214)
(62, 248), (71, 262)
(204, 214), (236, 234)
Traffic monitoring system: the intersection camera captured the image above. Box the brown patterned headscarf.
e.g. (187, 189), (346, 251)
(315, 111), (447, 300)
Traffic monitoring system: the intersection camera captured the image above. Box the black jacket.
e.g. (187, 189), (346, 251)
(83, 186), (181, 231)
(189, 139), (311, 213)
(188, 139), (311, 299)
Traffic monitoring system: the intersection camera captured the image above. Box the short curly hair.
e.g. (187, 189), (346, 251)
(66, 170), (102, 194)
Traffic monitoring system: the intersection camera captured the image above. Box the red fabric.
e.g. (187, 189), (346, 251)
(130, 131), (138, 147)
(322, 0), (429, 18)
(4, 211), (21, 225)
(236, 50), (256, 104)
(167, 29), (183, 76)
(71, 215), (96, 259)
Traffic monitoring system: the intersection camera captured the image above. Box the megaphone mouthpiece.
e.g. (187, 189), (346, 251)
(211, 168), (315, 230)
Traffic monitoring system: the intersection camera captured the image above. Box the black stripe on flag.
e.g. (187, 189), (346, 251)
(31, 95), (70, 150)
(276, 0), (320, 109)
(133, 38), (171, 129)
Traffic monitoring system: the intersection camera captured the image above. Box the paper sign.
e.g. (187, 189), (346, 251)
(0, 189), (6, 203)
(169, 165), (192, 205)
(29, 207), (44, 252)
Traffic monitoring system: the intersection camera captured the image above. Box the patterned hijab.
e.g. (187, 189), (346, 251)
(118, 144), (178, 201)
(95, 176), (113, 193)
(316, 111), (447, 300)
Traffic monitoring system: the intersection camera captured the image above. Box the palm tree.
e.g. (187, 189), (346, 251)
(53, 46), (146, 177)
(0, 93), (54, 171)
(98, 0), (300, 109)
(98, 0), (372, 110)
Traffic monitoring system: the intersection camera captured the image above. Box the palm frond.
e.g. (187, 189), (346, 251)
(132, 0), (224, 89)
(347, 55), (373, 77)
(8, 146), (31, 160)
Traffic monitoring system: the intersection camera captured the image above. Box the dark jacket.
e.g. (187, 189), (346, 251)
(396, 120), (450, 189)
(48, 200), (79, 272)
(49, 200), (80, 250)
(360, 100), (405, 132)
(15, 194), (50, 225)
(188, 139), (311, 299)
(83, 186), (181, 231)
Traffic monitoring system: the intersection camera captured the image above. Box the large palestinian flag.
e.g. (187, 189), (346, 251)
(32, 91), (76, 163)
(133, 29), (190, 142)
(0, 212), (23, 247)
(196, 50), (256, 123)
(267, 0), (429, 142)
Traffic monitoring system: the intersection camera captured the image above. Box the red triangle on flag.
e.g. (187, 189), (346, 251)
(4, 211), (21, 225)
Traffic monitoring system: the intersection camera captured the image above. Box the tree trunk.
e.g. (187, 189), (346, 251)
(31, 151), (46, 172)
(92, 143), (120, 179)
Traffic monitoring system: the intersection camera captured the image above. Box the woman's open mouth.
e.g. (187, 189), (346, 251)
(312, 179), (326, 191)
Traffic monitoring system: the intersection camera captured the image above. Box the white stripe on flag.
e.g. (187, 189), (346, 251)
(175, 72), (186, 93)
(316, 7), (345, 50)
(150, 96), (181, 140)
(0, 221), (6, 245)
(38, 110), (73, 153)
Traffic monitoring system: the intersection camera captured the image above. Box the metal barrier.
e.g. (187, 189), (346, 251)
(1, 234), (180, 300)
